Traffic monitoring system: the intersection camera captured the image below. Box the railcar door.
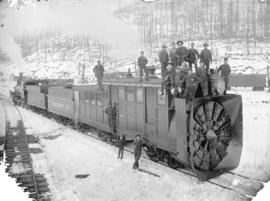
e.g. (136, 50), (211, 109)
(118, 86), (127, 133)
(126, 86), (136, 134)
(102, 85), (110, 126)
(145, 87), (157, 140)
(135, 87), (144, 134)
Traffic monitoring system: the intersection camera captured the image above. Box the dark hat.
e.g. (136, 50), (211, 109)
(203, 42), (209, 47)
(162, 44), (167, 48)
(177, 40), (183, 45)
(224, 57), (229, 61)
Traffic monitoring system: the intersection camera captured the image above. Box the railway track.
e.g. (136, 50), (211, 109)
(13, 103), (263, 200)
(0, 99), (51, 201)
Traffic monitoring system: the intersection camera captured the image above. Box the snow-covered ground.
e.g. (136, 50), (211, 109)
(14, 106), (248, 201)
(0, 82), (269, 200)
(231, 90), (270, 181)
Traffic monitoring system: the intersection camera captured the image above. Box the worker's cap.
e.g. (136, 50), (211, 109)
(162, 44), (167, 48)
(140, 51), (144, 54)
(97, 60), (101, 62)
(203, 42), (209, 47)
(224, 57), (229, 61)
(176, 40), (183, 45)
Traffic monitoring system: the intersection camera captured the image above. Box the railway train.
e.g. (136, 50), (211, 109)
(11, 74), (243, 181)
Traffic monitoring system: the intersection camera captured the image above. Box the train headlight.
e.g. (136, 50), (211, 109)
(216, 78), (225, 95)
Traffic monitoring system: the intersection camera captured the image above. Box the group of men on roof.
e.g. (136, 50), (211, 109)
(138, 41), (231, 98)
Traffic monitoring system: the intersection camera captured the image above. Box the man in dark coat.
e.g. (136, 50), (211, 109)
(176, 41), (188, 66)
(105, 102), (117, 137)
(187, 42), (199, 71)
(118, 135), (126, 159)
(196, 61), (209, 97)
(137, 51), (149, 82)
(218, 57), (231, 94)
(160, 64), (173, 95)
(159, 44), (169, 80)
(169, 42), (178, 68)
(133, 135), (144, 169)
(182, 69), (200, 100)
(200, 43), (212, 73)
(93, 60), (104, 89)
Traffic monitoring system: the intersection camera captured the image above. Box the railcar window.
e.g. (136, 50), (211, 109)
(136, 87), (143, 103)
(90, 94), (96, 105)
(85, 92), (90, 104)
(103, 85), (109, 100)
(79, 92), (85, 100)
(96, 93), (103, 106)
(118, 86), (125, 101)
(127, 87), (135, 102)
(157, 88), (166, 105)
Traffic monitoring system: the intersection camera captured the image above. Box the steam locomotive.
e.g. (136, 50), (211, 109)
(11, 74), (243, 181)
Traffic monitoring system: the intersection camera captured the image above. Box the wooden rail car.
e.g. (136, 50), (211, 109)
(15, 77), (243, 181)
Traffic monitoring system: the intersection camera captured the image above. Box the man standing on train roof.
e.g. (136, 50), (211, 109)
(105, 102), (117, 138)
(186, 42), (200, 71)
(172, 66), (183, 97)
(160, 63), (173, 96)
(158, 44), (169, 80)
(182, 68), (200, 100)
(196, 61), (209, 97)
(133, 135), (145, 169)
(169, 42), (178, 68)
(175, 40), (188, 66)
(137, 51), (149, 82)
(200, 43), (212, 73)
(218, 57), (231, 94)
(93, 60), (104, 89)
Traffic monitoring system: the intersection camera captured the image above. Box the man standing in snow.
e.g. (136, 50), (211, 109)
(176, 41), (188, 66)
(218, 57), (231, 94)
(186, 42), (200, 71)
(93, 60), (104, 89)
(200, 43), (212, 73)
(137, 51), (149, 82)
(118, 135), (126, 159)
(105, 102), (117, 138)
(159, 44), (169, 80)
(133, 135), (144, 169)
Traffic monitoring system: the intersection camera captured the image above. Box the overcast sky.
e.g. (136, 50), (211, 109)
(0, 0), (141, 61)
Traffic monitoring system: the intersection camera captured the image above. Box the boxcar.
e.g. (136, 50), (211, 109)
(25, 79), (73, 110)
(26, 85), (47, 109)
(73, 85), (111, 131)
(47, 86), (75, 119)
(104, 78), (178, 154)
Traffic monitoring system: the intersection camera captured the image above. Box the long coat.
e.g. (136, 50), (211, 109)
(196, 67), (208, 96)
(159, 49), (169, 64)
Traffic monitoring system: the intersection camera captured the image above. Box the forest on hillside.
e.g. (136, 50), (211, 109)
(117, 0), (270, 54)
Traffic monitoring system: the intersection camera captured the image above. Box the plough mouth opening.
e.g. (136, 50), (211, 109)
(189, 94), (243, 181)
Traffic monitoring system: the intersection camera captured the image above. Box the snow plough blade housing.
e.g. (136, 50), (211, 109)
(188, 94), (243, 181)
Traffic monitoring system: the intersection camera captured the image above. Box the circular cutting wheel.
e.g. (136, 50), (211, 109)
(191, 100), (232, 171)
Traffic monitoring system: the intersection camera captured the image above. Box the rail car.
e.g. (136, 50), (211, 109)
(12, 76), (243, 181)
